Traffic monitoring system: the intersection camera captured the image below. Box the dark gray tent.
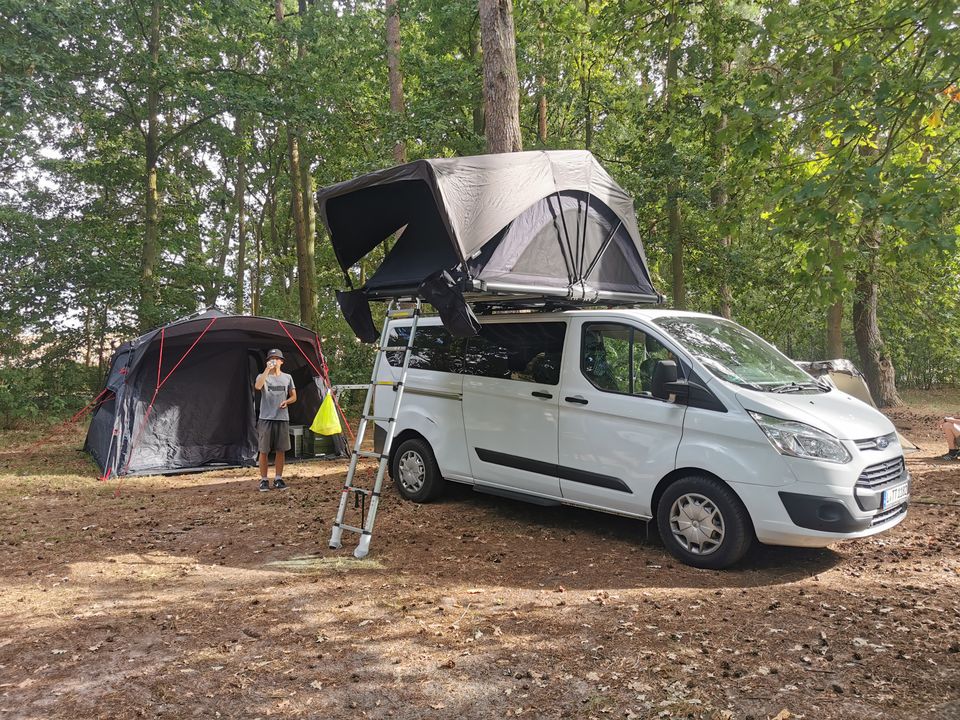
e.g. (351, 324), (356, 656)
(317, 150), (661, 307)
(85, 309), (346, 478)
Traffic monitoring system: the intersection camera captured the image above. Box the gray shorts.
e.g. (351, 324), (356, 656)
(257, 419), (291, 453)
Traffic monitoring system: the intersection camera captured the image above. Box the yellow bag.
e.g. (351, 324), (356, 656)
(310, 393), (342, 436)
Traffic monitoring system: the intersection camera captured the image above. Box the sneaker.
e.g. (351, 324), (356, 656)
(273, 478), (288, 491)
(258, 479), (270, 492)
(938, 450), (959, 461)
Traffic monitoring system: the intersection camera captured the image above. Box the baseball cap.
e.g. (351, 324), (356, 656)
(267, 349), (285, 360)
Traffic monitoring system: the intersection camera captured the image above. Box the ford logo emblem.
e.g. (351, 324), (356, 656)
(876, 436), (889, 450)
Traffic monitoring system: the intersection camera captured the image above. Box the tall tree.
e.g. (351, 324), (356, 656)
(386, 0), (407, 163)
(275, 0), (316, 329)
(665, 9), (683, 309)
(478, 0), (522, 153)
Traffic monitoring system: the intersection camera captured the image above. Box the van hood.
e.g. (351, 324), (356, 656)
(735, 387), (895, 441)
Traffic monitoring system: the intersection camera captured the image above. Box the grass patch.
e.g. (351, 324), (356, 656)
(265, 554), (384, 573)
(899, 385), (960, 416)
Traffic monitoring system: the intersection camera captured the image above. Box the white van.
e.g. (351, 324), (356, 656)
(373, 309), (909, 569)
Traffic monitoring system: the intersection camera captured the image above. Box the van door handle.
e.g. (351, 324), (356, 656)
(565, 396), (589, 405)
(531, 391), (552, 399)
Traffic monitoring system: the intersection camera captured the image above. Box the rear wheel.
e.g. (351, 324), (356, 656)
(390, 438), (445, 503)
(656, 475), (752, 569)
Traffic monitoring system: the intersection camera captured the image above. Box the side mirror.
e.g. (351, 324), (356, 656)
(651, 360), (679, 400)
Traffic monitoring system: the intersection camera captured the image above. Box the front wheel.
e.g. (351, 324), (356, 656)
(656, 475), (753, 569)
(390, 438), (445, 503)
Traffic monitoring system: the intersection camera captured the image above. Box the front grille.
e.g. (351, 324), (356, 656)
(856, 457), (905, 489)
(871, 502), (908, 526)
(855, 432), (898, 451)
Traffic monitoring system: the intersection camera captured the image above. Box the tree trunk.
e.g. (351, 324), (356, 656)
(139, 0), (161, 332)
(824, 56), (845, 358)
(234, 119), (248, 314)
(386, 0), (406, 163)
(581, 0), (592, 150)
(711, 111), (731, 319)
(853, 231), (902, 407)
(300, 146), (317, 319)
(826, 236), (844, 357)
(277, 0), (316, 329)
(665, 13), (683, 309)
(536, 11), (547, 144)
(287, 131), (314, 327)
(826, 299), (844, 357)
(207, 165), (235, 307)
(478, 0), (522, 153)
(469, 22), (485, 137)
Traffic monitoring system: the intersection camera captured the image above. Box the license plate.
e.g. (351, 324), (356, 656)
(882, 482), (909, 509)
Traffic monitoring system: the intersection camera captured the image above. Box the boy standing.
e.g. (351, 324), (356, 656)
(255, 349), (297, 490)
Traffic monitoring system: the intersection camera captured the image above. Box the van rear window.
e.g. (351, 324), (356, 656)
(464, 322), (566, 385)
(386, 326), (464, 373)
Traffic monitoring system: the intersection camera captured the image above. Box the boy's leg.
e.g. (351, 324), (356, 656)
(272, 421), (290, 489)
(259, 452), (269, 477)
(943, 421), (957, 450)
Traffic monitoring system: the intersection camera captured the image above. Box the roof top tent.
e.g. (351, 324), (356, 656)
(84, 309), (347, 478)
(317, 150), (662, 334)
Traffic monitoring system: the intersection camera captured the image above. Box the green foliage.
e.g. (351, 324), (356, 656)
(1, 0), (959, 422)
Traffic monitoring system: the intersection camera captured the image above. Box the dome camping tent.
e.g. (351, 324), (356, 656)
(84, 309), (347, 478)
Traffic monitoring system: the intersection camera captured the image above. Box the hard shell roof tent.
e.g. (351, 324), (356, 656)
(317, 150), (662, 338)
(84, 308), (347, 478)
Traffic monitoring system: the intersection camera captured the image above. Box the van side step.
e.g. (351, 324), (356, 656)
(473, 485), (561, 507)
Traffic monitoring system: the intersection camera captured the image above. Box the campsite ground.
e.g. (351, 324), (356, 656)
(1, 389), (958, 720)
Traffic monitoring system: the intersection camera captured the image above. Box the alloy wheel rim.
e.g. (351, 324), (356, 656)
(398, 450), (426, 493)
(669, 492), (725, 555)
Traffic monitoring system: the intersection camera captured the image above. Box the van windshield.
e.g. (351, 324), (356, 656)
(653, 316), (821, 391)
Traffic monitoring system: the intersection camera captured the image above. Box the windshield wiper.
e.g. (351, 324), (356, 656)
(768, 381), (823, 394)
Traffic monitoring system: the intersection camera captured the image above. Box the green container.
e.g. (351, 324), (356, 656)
(305, 429), (335, 457)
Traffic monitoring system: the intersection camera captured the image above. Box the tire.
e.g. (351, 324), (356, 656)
(656, 475), (753, 570)
(390, 438), (445, 503)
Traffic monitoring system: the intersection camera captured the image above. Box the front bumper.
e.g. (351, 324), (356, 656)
(739, 449), (910, 547)
(778, 486), (909, 533)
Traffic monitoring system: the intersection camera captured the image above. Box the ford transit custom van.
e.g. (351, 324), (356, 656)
(373, 309), (909, 569)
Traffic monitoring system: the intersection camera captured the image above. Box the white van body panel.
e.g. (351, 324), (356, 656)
(735, 386), (894, 440)
(376, 309), (909, 552)
(557, 315), (685, 517)
(462, 373), (562, 498)
(375, 354), (471, 480)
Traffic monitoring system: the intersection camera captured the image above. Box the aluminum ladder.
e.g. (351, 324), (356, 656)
(328, 298), (422, 558)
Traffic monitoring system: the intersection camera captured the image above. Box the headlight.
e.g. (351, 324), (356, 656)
(748, 411), (852, 464)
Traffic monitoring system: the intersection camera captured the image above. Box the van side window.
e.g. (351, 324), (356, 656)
(387, 326), (464, 373)
(464, 322), (566, 385)
(581, 323), (678, 395)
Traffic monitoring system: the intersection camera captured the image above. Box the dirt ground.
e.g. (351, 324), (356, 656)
(1, 394), (959, 720)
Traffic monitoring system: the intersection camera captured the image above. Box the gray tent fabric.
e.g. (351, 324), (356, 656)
(317, 150), (661, 306)
(85, 309), (347, 478)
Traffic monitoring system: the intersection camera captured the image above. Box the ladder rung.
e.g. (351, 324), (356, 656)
(388, 309), (420, 318)
(362, 415), (394, 423)
(380, 345), (409, 352)
(344, 487), (380, 497)
(334, 523), (369, 535)
(354, 450), (385, 459)
(375, 380), (401, 387)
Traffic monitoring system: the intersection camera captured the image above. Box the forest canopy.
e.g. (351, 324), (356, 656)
(1, 0), (958, 425)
